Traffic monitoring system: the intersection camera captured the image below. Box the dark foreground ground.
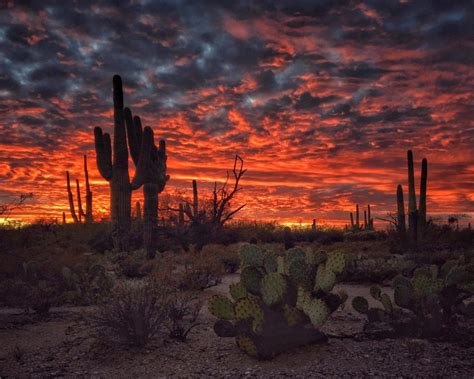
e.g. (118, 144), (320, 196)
(1, 277), (473, 378)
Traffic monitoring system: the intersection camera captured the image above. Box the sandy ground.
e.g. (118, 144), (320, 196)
(1, 276), (473, 378)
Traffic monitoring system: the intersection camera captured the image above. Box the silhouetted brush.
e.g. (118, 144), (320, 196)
(94, 75), (132, 250)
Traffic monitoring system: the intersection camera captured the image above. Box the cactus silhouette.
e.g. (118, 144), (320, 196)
(407, 150), (417, 241)
(94, 75), (132, 250)
(396, 184), (406, 234)
(405, 150), (428, 242)
(419, 158), (428, 227)
(83, 155), (93, 223)
(135, 201), (142, 220)
(125, 108), (169, 259)
(66, 171), (79, 223)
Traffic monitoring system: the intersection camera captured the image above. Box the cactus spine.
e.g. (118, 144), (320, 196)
(94, 75), (131, 250)
(397, 184), (406, 234)
(419, 158), (427, 227)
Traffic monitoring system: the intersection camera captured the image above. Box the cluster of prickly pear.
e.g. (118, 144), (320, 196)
(353, 260), (474, 338)
(352, 285), (393, 322)
(208, 243), (347, 359)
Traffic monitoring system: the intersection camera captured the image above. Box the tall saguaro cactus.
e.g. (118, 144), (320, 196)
(407, 150), (417, 241)
(83, 155), (93, 223)
(355, 204), (360, 229)
(125, 109), (169, 259)
(66, 171), (79, 223)
(397, 184), (406, 234)
(419, 158), (427, 227)
(94, 75), (132, 250)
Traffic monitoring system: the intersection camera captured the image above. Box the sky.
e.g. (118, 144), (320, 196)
(0, 0), (473, 227)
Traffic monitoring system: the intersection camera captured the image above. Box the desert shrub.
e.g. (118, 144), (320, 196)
(345, 256), (416, 283)
(117, 251), (156, 279)
(92, 282), (169, 347)
(344, 230), (386, 242)
(60, 263), (113, 305)
(201, 243), (240, 273)
(164, 291), (202, 342)
(178, 250), (225, 290)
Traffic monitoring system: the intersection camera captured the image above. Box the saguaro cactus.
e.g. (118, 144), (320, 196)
(66, 171), (79, 223)
(350, 212), (354, 228)
(397, 184), (406, 234)
(419, 158), (427, 227)
(363, 210), (368, 229)
(76, 179), (84, 223)
(125, 109), (169, 259)
(135, 201), (142, 220)
(83, 155), (93, 223)
(356, 204), (360, 229)
(407, 150), (418, 241)
(94, 75), (132, 250)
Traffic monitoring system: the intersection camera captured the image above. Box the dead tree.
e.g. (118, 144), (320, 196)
(184, 155), (247, 226)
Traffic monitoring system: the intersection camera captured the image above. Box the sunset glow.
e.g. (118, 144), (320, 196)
(0, 1), (473, 226)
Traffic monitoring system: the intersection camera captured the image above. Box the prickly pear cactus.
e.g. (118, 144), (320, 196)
(353, 260), (474, 338)
(208, 244), (347, 359)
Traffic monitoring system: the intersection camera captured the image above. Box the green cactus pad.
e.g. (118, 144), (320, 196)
(239, 243), (264, 268)
(380, 293), (393, 313)
(208, 295), (235, 320)
(236, 335), (258, 357)
(283, 305), (306, 327)
(229, 282), (248, 301)
(445, 266), (467, 286)
(234, 298), (264, 325)
(393, 276), (414, 308)
(240, 266), (263, 294)
(286, 247), (306, 264)
(412, 271), (442, 298)
(307, 251), (327, 266)
(277, 256), (286, 274)
(370, 285), (382, 301)
(304, 298), (330, 327)
(352, 296), (369, 314)
(263, 254), (278, 274)
(314, 264), (336, 292)
(288, 257), (311, 288)
(296, 287), (312, 311)
(325, 251), (345, 274)
(261, 273), (288, 306)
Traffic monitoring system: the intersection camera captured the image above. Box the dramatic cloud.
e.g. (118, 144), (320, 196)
(0, 0), (473, 226)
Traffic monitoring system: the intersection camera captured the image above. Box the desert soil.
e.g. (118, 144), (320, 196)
(1, 275), (473, 378)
